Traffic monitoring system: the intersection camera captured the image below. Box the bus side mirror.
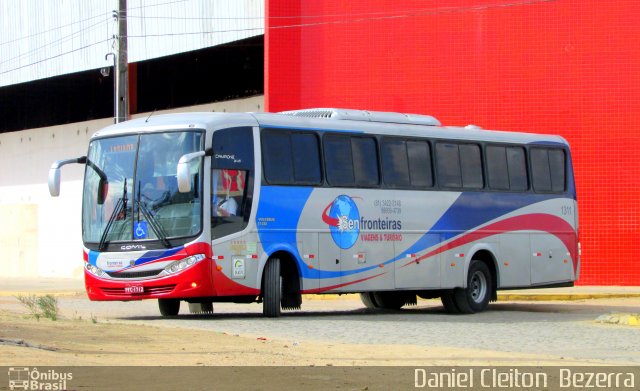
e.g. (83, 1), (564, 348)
(177, 151), (206, 193)
(48, 166), (62, 197)
(49, 157), (87, 197)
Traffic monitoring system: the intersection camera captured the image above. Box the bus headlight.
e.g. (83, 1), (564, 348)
(163, 254), (206, 275)
(85, 263), (106, 277)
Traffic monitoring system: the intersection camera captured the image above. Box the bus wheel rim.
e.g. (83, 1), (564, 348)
(470, 271), (487, 303)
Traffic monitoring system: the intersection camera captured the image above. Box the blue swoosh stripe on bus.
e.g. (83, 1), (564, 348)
(88, 246), (183, 268)
(132, 247), (183, 267)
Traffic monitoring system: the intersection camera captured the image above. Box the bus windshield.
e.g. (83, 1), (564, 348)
(82, 131), (203, 247)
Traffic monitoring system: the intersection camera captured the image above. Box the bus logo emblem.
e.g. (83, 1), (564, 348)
(322, 195), (360, 249)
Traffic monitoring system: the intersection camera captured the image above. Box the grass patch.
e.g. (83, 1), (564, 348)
(15, 294), (59, 321)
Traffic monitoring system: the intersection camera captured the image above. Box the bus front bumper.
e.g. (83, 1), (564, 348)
(84, 258), (215, 301)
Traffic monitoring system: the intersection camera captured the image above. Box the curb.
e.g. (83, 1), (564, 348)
(496, 293), (640, 301)
(302, 293), (640, 301)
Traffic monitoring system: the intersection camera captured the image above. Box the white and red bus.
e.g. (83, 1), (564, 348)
(50, 108), (579, 317)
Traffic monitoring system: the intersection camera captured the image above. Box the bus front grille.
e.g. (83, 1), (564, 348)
(99, 284), (176, 296)
(105, 270), (162, 279)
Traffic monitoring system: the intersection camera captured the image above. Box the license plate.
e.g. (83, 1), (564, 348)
(124, 285), (144, 294)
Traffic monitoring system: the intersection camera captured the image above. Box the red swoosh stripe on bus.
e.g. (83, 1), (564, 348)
(301, 272), (387, 294)
(401, 213), (577, 271)
(321, 202), (339, 226)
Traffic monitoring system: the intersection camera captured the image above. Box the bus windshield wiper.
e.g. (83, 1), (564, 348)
(98, 178), (128, 251)
(137, 199), (171, 248)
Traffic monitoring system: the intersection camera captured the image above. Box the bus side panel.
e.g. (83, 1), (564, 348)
(498, 232), (532, 287)
(530, 233), (575, 284)
(315, 233), (341, 290)
(297, 232), (319, 291)
(340, 234), (395, 291)
(394, 233), (441, 289)
(439, 240), (466, 289)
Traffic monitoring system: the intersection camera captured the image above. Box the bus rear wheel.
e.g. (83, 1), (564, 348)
(440, 290), (461, 314)
(262, 258), (281, 318)
(453, 260), (493, 314)
(158, 298), (180, 316)
(360, 292), (379, 309)
(372, 291), (415, 310)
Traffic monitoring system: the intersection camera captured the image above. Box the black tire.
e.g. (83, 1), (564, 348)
(453, 260), (493, 314)
(372, 291), (411, 310)
(200, 302), (214, 313)
(158, 298), (180, 316)
(440, 290), (461, 314)
(262, 258), (281, 318)
(360, 292), (379, 309)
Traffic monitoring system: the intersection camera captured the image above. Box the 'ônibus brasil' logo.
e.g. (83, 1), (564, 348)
(322, 195), (361, 249)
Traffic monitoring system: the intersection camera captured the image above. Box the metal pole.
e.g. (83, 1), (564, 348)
(117, 0), (128, 123)
(105, 53), (117, 123)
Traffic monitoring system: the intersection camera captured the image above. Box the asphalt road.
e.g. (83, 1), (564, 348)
(5, 294), (637, 365)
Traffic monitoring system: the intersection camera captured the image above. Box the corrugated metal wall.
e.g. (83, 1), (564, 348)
(0, 0), (264, 87)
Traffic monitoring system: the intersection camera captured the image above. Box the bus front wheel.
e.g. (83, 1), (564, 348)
(262, 258), (281, 318)
(158, 298), (180, 316)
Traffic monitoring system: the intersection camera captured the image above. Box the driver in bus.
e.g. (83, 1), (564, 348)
(214, 169), (240, 217)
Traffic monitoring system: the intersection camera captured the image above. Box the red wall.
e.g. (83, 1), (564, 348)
(266, 0), (640, 285)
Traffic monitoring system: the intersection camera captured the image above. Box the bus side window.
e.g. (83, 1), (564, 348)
(487, 145), (509, 190)
(262, 131), (293, 184)
(291, 133), (322, 184)
(352, 137), (379, 186)
(382, 138), (410, 188)
(531, 148), (552, 192)
(548, 149), (566, 192)
(507, 146), (528, 191)
(436, 143), (462, 188)
(261, 130), (322, 186)
(407, 140), (433, 188)
(324, 134), (355, 187)
(459, 144), (483, 189)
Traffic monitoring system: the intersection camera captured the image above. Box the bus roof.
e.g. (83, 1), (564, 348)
(92, 109), (569, 146)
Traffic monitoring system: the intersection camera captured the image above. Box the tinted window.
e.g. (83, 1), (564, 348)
(212, 127), (254, 170)
(262, 131), (293, 184)
(381, 139), (410, 187)
(261, 130), (322, 185)
(436, 143), (462, 188)
(506, 146), (528, 190)
(459, 144), (483, 189)
(530, 148), (552, 192)
(352, 137), (379, 186)
(291, 133), (322, 184)
(407, 140), (433, 187)
(548, 149), (566, 192)
(324, 134), (354, 186)
(486, 145), (509, 190)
